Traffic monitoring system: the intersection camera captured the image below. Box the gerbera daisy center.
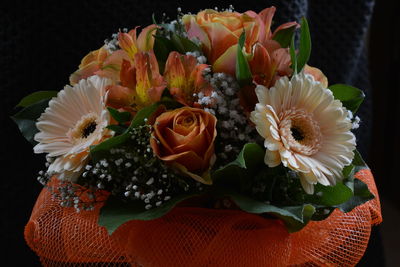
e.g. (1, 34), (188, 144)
(70, 113), (99, 141)
(290, 127), (305, 141)
(279, 109), (322, 156)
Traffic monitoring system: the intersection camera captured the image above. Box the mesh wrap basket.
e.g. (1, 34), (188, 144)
(25, 169), (382, 266)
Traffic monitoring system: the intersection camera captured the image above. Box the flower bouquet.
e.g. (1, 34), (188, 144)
(14, 5), (381, 266)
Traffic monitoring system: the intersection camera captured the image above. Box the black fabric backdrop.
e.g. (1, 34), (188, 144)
(1, 0), (391, 266)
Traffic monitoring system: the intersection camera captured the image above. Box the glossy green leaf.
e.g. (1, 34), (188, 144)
(90, 133), (131, 162)
(290, 34), (298, 74)
(179, 36), (201, 53)
(170, 33), (185, 53)
(212, 143), (264, 188)
(338, 178), (374, 212)
(129, 103), (159, 128)
(273, 25), (297, 48)
(228, 192), (315, 233)
(106, 125), (127, 135)
(153, 31), (200, 73)
(99, 194), (196, 234)
(311, 182), (353, 206)
(235, 31), (253, 86)
(107, 107), (131, 124)
(17, 91), (58, 107)
(11, 99), (50, 145)
(352, 149), (368, 172)
(328, 84), (365, 113)
(232, 143), (264, 169)
(91, 103), (160, 162)
(153, 35), (175, 72)
(297, 17), (311, 71)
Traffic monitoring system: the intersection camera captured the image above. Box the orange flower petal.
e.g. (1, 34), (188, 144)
(70, 61), (100, 85)
(258, 6), (276, 40)
(164, 52), (187, 93)
(201, 22), (239, 63)
(137, 24), (158, 52)
(159, 150), (204, 171)
(120, 59), (136, 88)
(304, 65), (328, 88)
(212, 44), (238, 76)
(106, 85), (134, 108)
(182, 15), (211, 53)
(118, 32), (138, 59)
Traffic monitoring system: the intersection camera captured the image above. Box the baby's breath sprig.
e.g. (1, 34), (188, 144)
(80, 125), (201, 210)
(197, 70), (260, 166)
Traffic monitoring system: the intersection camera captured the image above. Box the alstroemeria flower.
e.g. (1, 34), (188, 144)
(247, 6), (296, 88)
(69, 46), (110, 85)
(164, 51), (213, 106)
(70, 25), (157, 86)
(106, 51), (166, 110)
(118, 25), (157, 59)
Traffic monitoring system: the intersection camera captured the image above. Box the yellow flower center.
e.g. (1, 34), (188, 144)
(69, 113), (99, 142)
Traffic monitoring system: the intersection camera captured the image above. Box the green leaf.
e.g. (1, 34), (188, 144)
(153, 35), (174, 72)
(179, 36), (201, 53)
(297, 17), (311, 72)
(273, 25), (297, 48)
(338, 178), (374, 212)
(290, 34), (298, 74)
(228, 192), (315, 233)
(235, 31), (253, 86)
(90, 133), (131, 162)
(212, 165), (248, 191)
(11, 99), (50, 145)
(16, 91), (58, 107)
(153, 31), (200, 73)
(91, 103), (160, 162)
(232, 143), (264, 169)
(106, 125), (127, 135)
(99, 194), (196, 234)
(170, 33), (185, 53)
(129, 103), (159, 128)
(107, 107), (131, 124)
(212, 143), (264, 188)
(328, 84), (365, 113)
(352, 149), (368, 172)
(310, 182), (354, 206)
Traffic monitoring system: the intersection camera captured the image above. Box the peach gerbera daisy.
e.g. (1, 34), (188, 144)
(34, 76), (113, 182)
(250, 73), (356, 194)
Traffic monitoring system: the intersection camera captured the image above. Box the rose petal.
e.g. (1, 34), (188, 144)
(212, 44), (237, 76)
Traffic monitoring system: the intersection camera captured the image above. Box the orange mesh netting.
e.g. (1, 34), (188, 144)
(25, 169), (382, 266)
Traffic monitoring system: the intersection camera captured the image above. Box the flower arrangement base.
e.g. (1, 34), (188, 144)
(25, 169), (382, 267)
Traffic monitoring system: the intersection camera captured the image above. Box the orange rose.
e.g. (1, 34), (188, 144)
(182, 9), (260, 75)
(150, 107), (217, 184)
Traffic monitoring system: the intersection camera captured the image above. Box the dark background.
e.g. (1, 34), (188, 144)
(1, 0), (398, 266)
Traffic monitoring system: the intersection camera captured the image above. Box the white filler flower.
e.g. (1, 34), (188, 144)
(34, 76), (112, 181)
(250, 73), (356, 194)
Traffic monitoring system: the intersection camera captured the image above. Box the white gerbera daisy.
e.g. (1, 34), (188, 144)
(250, 72), (356, 194)
(34, 76), (113, 182)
